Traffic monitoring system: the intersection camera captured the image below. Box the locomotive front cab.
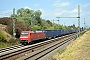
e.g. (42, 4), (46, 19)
(20, 31), (31, 45)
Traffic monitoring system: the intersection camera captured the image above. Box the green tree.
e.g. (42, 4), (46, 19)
(0, 31), (6, 42)
(10, 7), (74, 31)
(46, 20), (52, 26)
(16, 8), (42, 30)
(34, 10), (42, 25)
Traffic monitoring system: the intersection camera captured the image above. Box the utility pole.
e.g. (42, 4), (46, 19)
(31, 17), (32, 29)
(52, 19), (60, 29)
(84, 18), (86, 30)
(84, 18), (85, 29)
(56, 17), (60, 25)
(53, 19), (54, 29)
(64, 22), (65, 26)
(78, 5), (80, 37)
(13, 8), (16, 39)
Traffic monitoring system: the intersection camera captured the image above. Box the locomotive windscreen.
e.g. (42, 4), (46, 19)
(21, 32), (28, 36)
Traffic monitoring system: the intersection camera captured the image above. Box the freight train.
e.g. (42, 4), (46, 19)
(20, 29), (76, 45)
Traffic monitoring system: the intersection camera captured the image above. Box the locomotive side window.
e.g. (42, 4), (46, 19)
(21, 32), (28, 36)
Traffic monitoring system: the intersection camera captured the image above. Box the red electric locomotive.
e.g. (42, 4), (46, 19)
(20, 31), (45, 45)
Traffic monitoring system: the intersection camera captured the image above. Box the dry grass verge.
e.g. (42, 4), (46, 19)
(51, 30), (90, 60)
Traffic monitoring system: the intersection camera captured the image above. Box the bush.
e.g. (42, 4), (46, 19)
(15, 21), (28, 38)
(0, 31), (7, 42)
(0, 17), (12, 25)
(8, 38), (20, 45)
(0, 17), (28, 38)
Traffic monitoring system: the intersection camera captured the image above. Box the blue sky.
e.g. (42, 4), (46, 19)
(0, 0), (90, 28)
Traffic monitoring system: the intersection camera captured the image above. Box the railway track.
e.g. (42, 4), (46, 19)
(0, 44), (24, 53)
(0, 33), (77, 60)
(18, 34), (76, 60)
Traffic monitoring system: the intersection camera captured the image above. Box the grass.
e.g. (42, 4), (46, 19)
(57, 48), (66, 54)
(0, 42), (20, 48)
(51, 30), (90, 60)
(0, 42), (14, 48)
(0, 38), (20, 48)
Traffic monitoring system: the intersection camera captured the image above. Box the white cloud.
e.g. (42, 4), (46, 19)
(71, 9), (78, 13)
(87, 12), (90, 14)
(1, 10), (12, 14)
(52, 0), (80, 17)
(24, 7), (31, 9)
(83, 3), (90, 7)
(54, 9), (68, 16)
(40, 9), (52, 18)
(61, 2), (70, 7)
(53, 7), (79, 17)
(34, 4), (39, 7)
(53, 0), (70, 7)
(40, 1), (90, 27)
(0, 10), (13, 17)
(40, 7), (81, 20)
